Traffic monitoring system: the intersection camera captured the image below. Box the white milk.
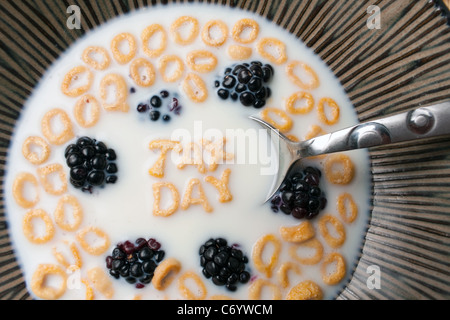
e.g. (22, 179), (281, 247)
(4, 3), (371, 300)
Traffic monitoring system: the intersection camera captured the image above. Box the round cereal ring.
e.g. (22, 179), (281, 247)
(37, 163), (67, 196)
(87, 266), (114, 299)
(182, 72), (208, 103)
(158, 55), (185, 83)
(130, 57), (156, 87)
(31, 264), (67, 300)
(279, 221), (315, 243)
(54, 194), (83, 232)
(288, 238), (323, 265)
(141, 24), (167, 58)
(248, 279), (282, 300)
(321, 252), (346, 285)
(318, 214), (346, 249)
(286, 61), (320, 90)
(82, 46), (111, 70)
(61, 65), (93, 98)
(178, 271), (207, 300)
(186, 50), (218, 73)
(286, 280), (323, 300)
(232, 18), (259, 44)
(22, 208), (55, 244)
(110, 32), (137, 64)
(276, 262), (302, 288)
(99, 73), (130, 112)
(227, 45), (252, 61)
(256, 37), (287, 65)
(324, 153), (355, 185)
(252, 233), (281, 278)
(337, 192), (358, 223)
(52, 241), (82, 269)
(74, 94), (101, 128)
(22, 136), (51, 165)
(285, 91), (315, 115)
(76, 226), (110, 256)
(171, 16), (199, 45)
(317, 97), (340, 125)
(41, 108), (75, 146)
(260, 107), (293, 133)
(152, 257), (181, 291)
(12, 172), (39, 208)
(201, 20), (228, 47)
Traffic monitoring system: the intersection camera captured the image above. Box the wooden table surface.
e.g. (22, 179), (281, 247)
(445, 0), (450, 9)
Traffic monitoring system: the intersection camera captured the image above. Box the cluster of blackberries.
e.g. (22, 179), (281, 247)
(270, 166), (327, 220)
(136, 90), (182, 122)
(106, 238), (165, 288)
(215, 61), (274, 108)
(199, 238), (251, 292)
(64, 137), (118, 193)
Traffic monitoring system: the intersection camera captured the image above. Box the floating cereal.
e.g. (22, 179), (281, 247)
(181, 178), (213, 213)
(141, 24), (167, 58)
(201, 20), (228, 47)
(252, 233), (281, 278)
(317, 97), (340, 125)
(76, 226), (110, 256)
(52, 241), (82, 269)
(130, 57), (156, 87)
(205, 168), (233, 203)
(286, 61), (320, 90)
(152, 257), (181, 290)
(37, 163), (67, 196)
(81, 278), (95, 300)
(171, 16), (199, 45)
(285, 91), (314, 115)
(248, 279), (282, 300)
(99, 73), (130, 112)
(321, 252), (346, 285)
(158, 55), (185, 83)
(279, 221), (315, 243)
(227, 45), (252, 60)
(256, 37), (287, 65)
(260, 107), (293, 133)
(324, 154), (355, 185)
(12, 172), (39, 208)
(61, 66), (93, 98)
(148, 140), (182, 178)
(286, 280), (323, 300)
(305, 124), (326, 140)
(232, 18), (259, 44)
(288, 238), (323, 265)
(22, 136), (51, 165)
(87, 267), (114, 299)
(182, 72), (208, 103)
(178, 271), (207, 300)
(177, 142), (207, 174)
(186, 50), (218, 73)
(110, 32), (137, 64)
(82, 46), (111, 70)
(41, 108), (74, 146)
(152, 182), (180, 217)
(74, 94), (101, 128)
(276, 262), (302, 288)
(31, 264), (67, 300)
(337, 192), (358, 223)
(54, 194), (83, 232)
(22, 208), (55, 244)
(318, 214), (346, 249)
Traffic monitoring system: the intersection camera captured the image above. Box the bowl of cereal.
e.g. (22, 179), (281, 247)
(0, 0), (449, 300)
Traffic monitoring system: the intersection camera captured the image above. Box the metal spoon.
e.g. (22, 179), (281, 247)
(250, 101), (450, 202)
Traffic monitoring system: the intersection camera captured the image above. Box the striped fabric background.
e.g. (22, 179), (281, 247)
(0, 0), (449, 299)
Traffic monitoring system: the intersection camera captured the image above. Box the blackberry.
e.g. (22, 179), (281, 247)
(199, 238), (250, 292)
(64, 137), (118, 193)
(136, 91), (182, 123)
(215, 61), (274, 109)
(269, 166), (327, 220)
(106, 237), (165, 288)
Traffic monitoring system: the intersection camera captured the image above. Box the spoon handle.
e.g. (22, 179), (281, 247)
(297, 101), (450, 158)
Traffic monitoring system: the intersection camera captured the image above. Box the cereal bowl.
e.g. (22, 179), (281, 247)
(0, 0), (449, 300)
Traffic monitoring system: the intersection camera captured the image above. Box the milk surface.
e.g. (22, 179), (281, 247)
(4, 3), (371, 300)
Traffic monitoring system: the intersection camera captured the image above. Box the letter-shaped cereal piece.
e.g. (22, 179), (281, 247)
(252, 233), (281, 278)
(279, 221), (315, 243)
(286, 280), (323, 300)
(205, 168), (233, 203)
(87, 267), (114, 299)
(148, 140), (182, 178)
(152, 182), (180, 217)
(181, 178), (213, 213)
